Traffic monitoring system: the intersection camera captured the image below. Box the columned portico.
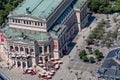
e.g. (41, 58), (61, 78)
(15, 60), (28, 69)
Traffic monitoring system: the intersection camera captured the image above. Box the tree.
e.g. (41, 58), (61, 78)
(79, 50), (86, 59)
(89, 57), (95, 63)
(82, 56), (88, 62)
(88, 0), (120, 14)
(94, 49), (100, 55)
(0, 0), (22, 26)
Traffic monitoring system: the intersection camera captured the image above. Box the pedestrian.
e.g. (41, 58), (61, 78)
(68, 55), (71, 59)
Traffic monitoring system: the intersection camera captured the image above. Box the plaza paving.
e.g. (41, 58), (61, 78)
(0, 13), (115, 80)
(0, 68), (40, 80)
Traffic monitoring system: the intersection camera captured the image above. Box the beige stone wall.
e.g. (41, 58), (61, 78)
(79, 1), (88, 29)
(9, 16), (47, 32)
(9, 24), (47, 32)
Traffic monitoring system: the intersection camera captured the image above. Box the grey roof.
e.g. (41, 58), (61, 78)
(101, 58), (117, 69)
(106, 48), (120, 58)
(98, 48), (120, 79)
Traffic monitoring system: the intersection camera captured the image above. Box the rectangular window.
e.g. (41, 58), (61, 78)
(41, 23), (43, 26)
(29, 21), (31, 25)
(15, 19), (17, 23)
(38, 23), (40, 26)
(13, 19), (14, 22)
(18, 20), (20, 23)
(44, 46), (47, 53)
(35, 22), (37, 26)
(24, 20), (26, 24)
(39, 47), (42, 53)
(27, 21), (29, 24)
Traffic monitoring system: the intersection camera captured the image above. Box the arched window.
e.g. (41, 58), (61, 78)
(25, 48), (29, 54)
(15, 46), (19, 51)
(30, 48), (34, 52)
(10, 46), (13, 51)
(20, 47), (24, 51)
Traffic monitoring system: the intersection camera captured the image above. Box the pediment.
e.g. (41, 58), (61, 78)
(9, 14), (45, 22)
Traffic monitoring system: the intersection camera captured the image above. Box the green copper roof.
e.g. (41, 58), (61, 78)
(4, 26), (50, 41)
(50, 24), (66, 37)
(13, 0), (63, 19)
(74, 0), (86, 9)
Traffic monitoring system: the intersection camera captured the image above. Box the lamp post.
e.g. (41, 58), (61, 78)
(68, 55), (71, 71)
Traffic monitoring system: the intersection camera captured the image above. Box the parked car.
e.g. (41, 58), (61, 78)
(23, 68), (36, 75)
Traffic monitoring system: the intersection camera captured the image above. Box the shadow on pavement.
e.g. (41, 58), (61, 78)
(85, 13), (95, 28)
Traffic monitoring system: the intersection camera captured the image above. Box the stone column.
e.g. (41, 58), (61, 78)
(42, 56), (45, 64)
(48, 55), (50, 61)
(13, 45), (15, 52)
(47, 46), (49, 53)
(19, 46), (20, 54)
(21, 61), (23, 69)
(26, 61), (28, 69)
(23, 47), (25, 53)
(28, 47), (30, 54)
(42, 46), (44, 54)
(32, 58), (36, 67)
(15, 61), (18, 68)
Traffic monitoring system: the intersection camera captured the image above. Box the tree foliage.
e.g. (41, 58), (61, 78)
(79, 50), (86, 58)
(89, 57), (95, 63)
(0, 0), (23, 26)
(88, 0), (120, 14)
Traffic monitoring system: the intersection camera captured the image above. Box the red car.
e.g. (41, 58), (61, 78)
(23, 69), (36, 75)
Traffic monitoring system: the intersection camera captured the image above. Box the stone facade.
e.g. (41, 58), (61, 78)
(0, 0), (88, 69)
